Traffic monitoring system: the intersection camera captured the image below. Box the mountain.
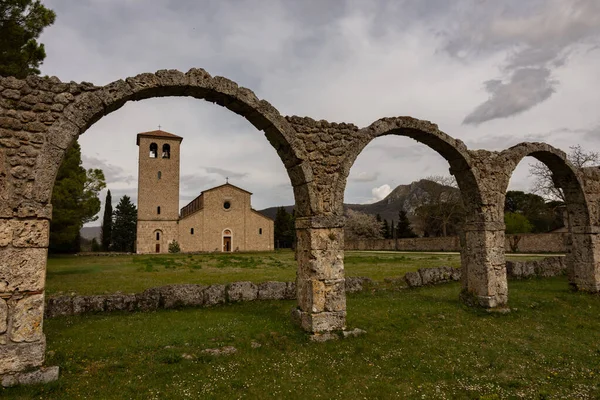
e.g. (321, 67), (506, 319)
(258, 179), (458, 223)
(81, 226), (102, 241)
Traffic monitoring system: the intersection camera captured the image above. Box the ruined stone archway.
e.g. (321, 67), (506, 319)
(0, 69), (318, 383)
(499, 142), (599, 291)
(1, 69), (600, 384)
(335, 116), (509, 308)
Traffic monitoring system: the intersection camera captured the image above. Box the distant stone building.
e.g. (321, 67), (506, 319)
(135, 129), (273, 253)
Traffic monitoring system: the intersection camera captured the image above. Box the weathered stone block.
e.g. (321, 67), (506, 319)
(0, 247), (47, 292)
(159, 284), (205, 308)
(285, 281), (296, 300)
(1, 365), (59, 387)
(136, 288), (160, 311)
(0, 299), (6, 333)
(11, 220), (49, 248)
(45, 296), (72, 318)
(296, 228), (344, 251)
(9, 294), (44, 342)
(404, 271), (422, 287)
(323, 279), (346, 312)
(419, 268), (440, 285)
(298, 310), (346, 333)
(0, 220), (11, 246)
(227, 281), (258, 302)
(203, 284), (226, 306)
(73, 295), (105, 314)
(297, 249), (344, 280)
(345, 276), (372, 293)
(257, 281), (287, 300)
(297, 278), (325, 312)
(0, 337), (45, 374)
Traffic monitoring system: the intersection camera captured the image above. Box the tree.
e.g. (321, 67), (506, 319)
(396, 210), (417, 238)
(101, 190), (113, 251)
(504, 212), (533, 234)
(90, 238), (100, 252)
(504, 190), (562, 233)
(169, 240), (181, 253)
(382, 219), (391, 239)
(344, 209), (384, 241)
(530, 145), (600, 202)
(50, 141), (106, 253)
(112, 195), (137, 252)
(0, 1), (56, 78)
(413, 176), (465, 237)
(274, 206), (295, 248)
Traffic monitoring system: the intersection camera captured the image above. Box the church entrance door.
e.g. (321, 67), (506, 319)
(223, 236), (231, 252)
(156, 244), (160, 253)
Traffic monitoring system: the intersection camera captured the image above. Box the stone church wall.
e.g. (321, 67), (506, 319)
(178, 210), (204, 252)
(136, 220), (178, 254)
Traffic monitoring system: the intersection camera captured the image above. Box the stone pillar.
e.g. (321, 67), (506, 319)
(567, 226), (600, 292)
(460, 221), (508, 308)
(293, 216), (346, 333)
(0, 218), (58, 386)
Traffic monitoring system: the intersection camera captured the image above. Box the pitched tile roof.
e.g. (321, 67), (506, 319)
(136, 129), (183, 145)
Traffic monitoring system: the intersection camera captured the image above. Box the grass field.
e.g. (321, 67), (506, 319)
(45, 250), (546, 296)
(3, 276), (599, 399)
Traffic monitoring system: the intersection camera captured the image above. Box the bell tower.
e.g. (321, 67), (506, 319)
(135, 129), (183, 253)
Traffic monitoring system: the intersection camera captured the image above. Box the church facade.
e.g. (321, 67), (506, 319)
(135, 130), (274, 254)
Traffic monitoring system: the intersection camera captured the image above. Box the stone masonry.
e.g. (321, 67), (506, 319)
(1, 68), (599, 382)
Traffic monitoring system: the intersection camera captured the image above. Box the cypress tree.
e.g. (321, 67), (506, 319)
(101, 190), (113, 251)
(112, 196), (137, 253)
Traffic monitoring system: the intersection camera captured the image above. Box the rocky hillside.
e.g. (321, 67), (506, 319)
(258, 179), (457, 222)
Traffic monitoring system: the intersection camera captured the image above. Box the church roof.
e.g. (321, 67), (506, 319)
(201, 183), (253, 195)
(136, 129), (183, 145)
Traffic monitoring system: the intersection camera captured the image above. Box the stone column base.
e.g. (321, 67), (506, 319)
(291, 308), (346, 333)
(1, 366), (59, 387)
(459, 289), (506, 308)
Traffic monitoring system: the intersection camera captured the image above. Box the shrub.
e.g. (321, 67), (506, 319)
(168, 240), (181, 253)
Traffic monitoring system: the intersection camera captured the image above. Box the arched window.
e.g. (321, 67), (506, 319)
(157, 206), (161, 215)
(149, 143), (158, 158)
(259, 228), (262, 235)
(156, 232), (160, 240)
(158, 171), (162, 179)
(191, 228), (194, 235)
(162, 144), (170, 159)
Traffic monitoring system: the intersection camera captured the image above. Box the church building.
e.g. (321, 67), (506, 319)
(135, 129), (274, 254)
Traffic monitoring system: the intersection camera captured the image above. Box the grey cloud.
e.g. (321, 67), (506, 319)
(204, 167), (248, 180)
(351, 171), (379, 182)
(463, 68), (556, 125)
(442, 0), (600, 124)
(81, 155), (135, 184)
(180, 174), (216, 194)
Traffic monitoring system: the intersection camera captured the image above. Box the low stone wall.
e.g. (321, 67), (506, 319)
(403, 256), (566, 288)
(45, 277), (373, 318)
(346, 233), (568, 253)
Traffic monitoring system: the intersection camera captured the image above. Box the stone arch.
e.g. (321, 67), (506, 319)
(499, 142), (590, 228)
(336, 117), (510, 309)
(499, 142), (597, 291)
(33, 68), (312, 215)
(337, 117), (483, 219)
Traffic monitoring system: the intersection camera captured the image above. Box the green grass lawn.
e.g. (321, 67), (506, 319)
(3, 277), (599, 399)
(45, 250), (547, 296)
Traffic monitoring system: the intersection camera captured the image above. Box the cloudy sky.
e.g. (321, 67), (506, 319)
(38, 0), (600, 224)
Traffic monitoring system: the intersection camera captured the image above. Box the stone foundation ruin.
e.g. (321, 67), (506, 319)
(1, 68), (599, 383)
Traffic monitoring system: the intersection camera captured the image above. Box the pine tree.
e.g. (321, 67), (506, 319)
(382, 219), (391, 239)
(396, 210), (417, 238)
(274, 206), (294, 248)
(112, 196), (137, 252)
(50, 141), (106, 253)
(0, 1), (56, 78)
(101, 190), (113, 251)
